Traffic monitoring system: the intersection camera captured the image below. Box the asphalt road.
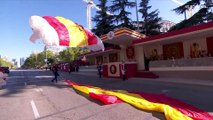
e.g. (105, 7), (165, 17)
(0, 69), (212, 120)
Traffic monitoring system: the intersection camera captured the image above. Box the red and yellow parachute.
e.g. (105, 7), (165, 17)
(29, 15), (104, 51)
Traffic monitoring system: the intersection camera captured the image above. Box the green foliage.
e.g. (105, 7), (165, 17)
(173, 0), (201, 15)
(170, 8), (209, 31)
(110, 0), (136, 29)
(22, 50), (57, 68)
(22, 55), (36, 68)
(138, 0), (162, 35)
(171, 0), (213, 31)
(92, 0), (115, 36)
(0, 58), (14, 68)
(22, 47), (85, 69)
(58, 47), (89, 62)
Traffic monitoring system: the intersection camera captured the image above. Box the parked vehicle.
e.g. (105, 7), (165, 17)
(0, 71), (7, 88)
(0, 67), (10, 73)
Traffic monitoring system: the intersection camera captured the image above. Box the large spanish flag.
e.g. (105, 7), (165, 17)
(65, 80), (213, 120)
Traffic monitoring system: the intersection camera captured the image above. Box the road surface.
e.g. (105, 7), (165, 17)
(0, 69), (212, 120)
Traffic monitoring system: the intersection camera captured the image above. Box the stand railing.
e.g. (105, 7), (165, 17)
(150, 57), (213, 67)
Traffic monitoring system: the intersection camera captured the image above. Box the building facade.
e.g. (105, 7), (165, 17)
(62, 21), (213, 79)
(20, 57), (25, 67)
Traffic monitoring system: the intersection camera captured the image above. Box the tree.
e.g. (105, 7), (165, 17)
(0, 58), (14, 68)
(138, 0), (162, 35)
(36, 50), (56, 67)
(22, 54), (37, 68)
(110, 0), (136, 29)
(92, 0), (115, 36)
(58, 47), (89, 62)
(23, 47), (89, 68)
(170, 0), (213, 31)
(22, 50), (57, 68)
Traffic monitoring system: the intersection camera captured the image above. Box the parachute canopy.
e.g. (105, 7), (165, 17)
(29, 15), (104, 51)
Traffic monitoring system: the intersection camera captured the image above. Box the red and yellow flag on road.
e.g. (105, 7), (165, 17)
(65, 80), (213, 120)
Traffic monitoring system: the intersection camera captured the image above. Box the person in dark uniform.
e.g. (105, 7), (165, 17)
(51, 66), (59, 83)
(97, 63), (102, 79)
(76, 64), (79, 72)
(69, 64), (72, 74)
(121, 61), (127, 81)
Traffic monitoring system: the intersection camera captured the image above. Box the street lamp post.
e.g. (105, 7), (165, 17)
(33, 50), (38, 68)
(135, 0), (139, 31)
(36, 53), (37, 68)
(45, 46), (47, 68)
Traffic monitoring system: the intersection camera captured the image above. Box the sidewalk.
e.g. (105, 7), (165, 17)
(131, 77), (213, 87)
(64, 69), (213, 87)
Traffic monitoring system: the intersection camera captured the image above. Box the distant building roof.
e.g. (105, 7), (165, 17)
(132, 20), (176, 33)
(45, 46), (66, 53)
(159, 20), (176, 33)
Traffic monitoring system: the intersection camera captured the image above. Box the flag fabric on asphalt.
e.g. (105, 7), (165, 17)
(65, 80), (213, 120)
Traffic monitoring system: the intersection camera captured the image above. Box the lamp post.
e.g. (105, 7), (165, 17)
(36, 53), (37, 68)
(135, 0), (139, 31)
(33, 50), (38, 68)
(44, 46), (48, 68)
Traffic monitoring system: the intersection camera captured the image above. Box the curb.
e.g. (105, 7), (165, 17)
(60, 71), (213, 87)
(131, 77), (213, 87)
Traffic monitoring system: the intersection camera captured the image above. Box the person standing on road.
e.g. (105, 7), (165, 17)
(51, 66), (59, 83)
(121, 61), (127, 81)
(97, 63), (102, 79)
(76, 64), (79, 72)
(69, 63), (72, 74)
(74, 63), (79, 72)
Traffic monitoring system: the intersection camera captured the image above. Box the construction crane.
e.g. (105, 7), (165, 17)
(170, 0), (193, 19)
(83, 0), (113, 30)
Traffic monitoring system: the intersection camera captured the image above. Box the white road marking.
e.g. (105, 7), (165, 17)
(161, 89), (169, 93)
(7, 76), (25, 78)
(35, 75), (53, 78)
(7, 75), (53, 79)
(39, 88), (43, 92)
(35, 88), (43, 92)
(30, 100), (40, 119)
(35, 89), (39, 92)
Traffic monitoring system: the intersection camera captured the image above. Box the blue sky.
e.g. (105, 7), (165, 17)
(0, 0), (188, 62)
